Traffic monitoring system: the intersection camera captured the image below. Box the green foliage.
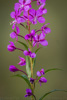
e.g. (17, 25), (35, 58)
(35, 47), (42, 54)
(45, 68), (63, 74)
(12, 74), (31, 89)
(39, 89), (67, 100)
(18, 41), (28, 50)
(26, 56), (31, 78)
(33, 57), (36, 68)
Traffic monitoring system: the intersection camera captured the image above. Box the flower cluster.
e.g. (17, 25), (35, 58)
(7, 0), (51, 99)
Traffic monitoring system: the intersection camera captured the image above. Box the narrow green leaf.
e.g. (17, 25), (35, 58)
(12, 74), (31, 89)
(39, 89), (67, 100)
(45, 68), (63, 74)
(26, 56), (31, 78)
(18, 41), (28, 50)
(35, 47), (42, 54)
(33, 57), (36, 68)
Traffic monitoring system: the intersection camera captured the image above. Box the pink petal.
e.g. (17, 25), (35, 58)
(10, 32), (16, 39)
(38, 17), (45, 23)
(30, 53), (36, 58)
(16, 26), (20, 33)
(14, 3), (19, 11)
(41, 0), (46, 3)
(45, 27), (51, 34)
(19, 0), (23, 3)
(37, 71), (41, 77)
(10, 12), (15, 18)
(9, 41), (15, 46)
(43, 8), (47, 14)
(25, 0), (31, 4)
(33, 41), (36, 47)
(39, 33), (46, 40)
(36, 9), (43, 16)
(29, 9), (36, 17)
(40, 40), (48, 46)
(39, 3), (45, 9)
(12, 24), (15, 29)
(18, 61), (26, 66)
(24, 6), (30, 11)
(32, 20), (37, 25)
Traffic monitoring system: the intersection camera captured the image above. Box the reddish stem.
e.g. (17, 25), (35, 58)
(20, 23), (28, 30)
(14, 31), (24, 39)
(19, 70), (28, 76)
(35, 29), (42, 33)
(16, 47), (24, 51)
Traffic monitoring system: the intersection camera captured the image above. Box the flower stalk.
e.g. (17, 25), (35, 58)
(28, 9), (34, 100)
(7, 0), (52, 100)
(7, 0), (67, 99)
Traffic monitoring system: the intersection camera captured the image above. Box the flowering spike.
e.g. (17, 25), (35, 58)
(8, 0), (52, 99)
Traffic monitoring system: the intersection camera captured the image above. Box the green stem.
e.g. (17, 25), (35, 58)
(27, 10), (34, 100)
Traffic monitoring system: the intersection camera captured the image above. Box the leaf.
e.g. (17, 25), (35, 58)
(12, 74), (31, 89)
(35, 47), (42, 54)
(26, 56), (31, 78)
(33, 57), (36, 68)
(45, 68), (63, 74)
(39, 89), (67, 100)
(18, 41), (28, 50)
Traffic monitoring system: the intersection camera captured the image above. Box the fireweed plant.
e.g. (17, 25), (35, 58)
(7, 0), (67, 100)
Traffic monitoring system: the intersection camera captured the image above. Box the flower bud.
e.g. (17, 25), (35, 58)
(18, 57), (26, 66)
(39, 77), (47, 86)
(25, 89), (32, 97)
(9, 65), (19, 72)
(7, 41), (16, 52)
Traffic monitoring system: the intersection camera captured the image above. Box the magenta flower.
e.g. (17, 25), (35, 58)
(10, 26), (20, 41)
(37, 69), (45, 77)
(23, 48), (36, 58)
(39, 77), (47, 86)
(29, 9), (45, 24)
(33, 33), (48, 47)
(9, 65), (19, 72)
(10, 10), (25, 29)
(25, 89), (32, 97)
(14, 0), (31, 12)
(41, 23), (51, 34)
(7, 41), (16, 52)
(18, 56), (26, 66)
(25, 29), (35, 40)
(37, 0), (46, 5)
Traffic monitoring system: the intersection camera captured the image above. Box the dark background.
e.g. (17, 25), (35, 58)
(0, 0), (67, 100)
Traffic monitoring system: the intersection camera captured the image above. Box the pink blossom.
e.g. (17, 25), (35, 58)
(14, 0), (32, 12)
(33, 33), (48, 47)
(29, 9), (45, 24)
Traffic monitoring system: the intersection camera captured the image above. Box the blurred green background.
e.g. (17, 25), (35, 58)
(0, 0), (67, 100)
